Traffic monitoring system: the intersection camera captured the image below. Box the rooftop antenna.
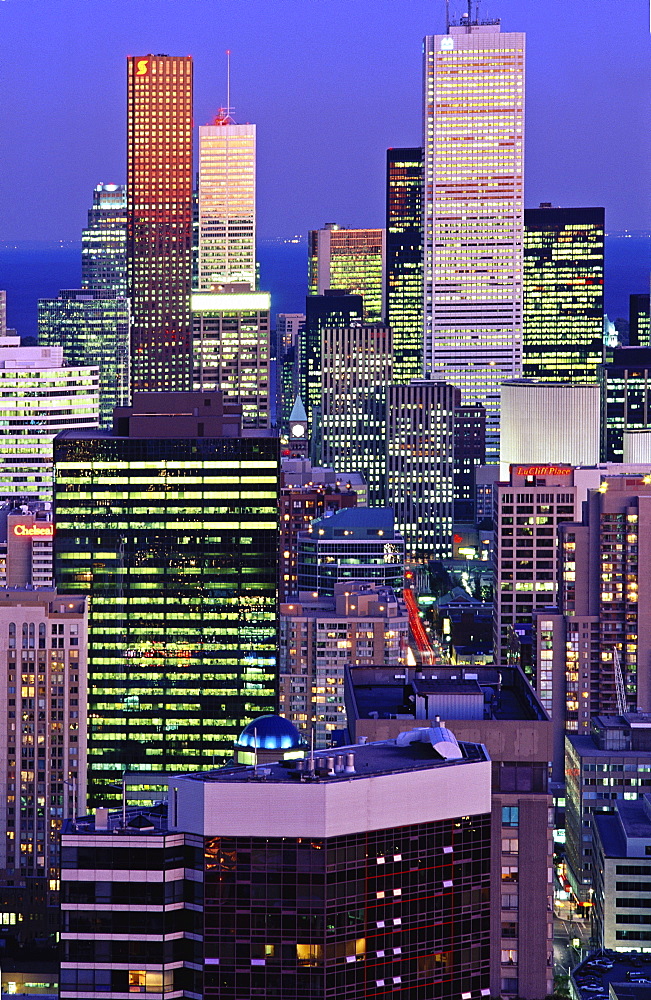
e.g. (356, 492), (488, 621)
(445, 0), (450, 31)
(467, 0), (472, 23)
(226, 49), (231, 119)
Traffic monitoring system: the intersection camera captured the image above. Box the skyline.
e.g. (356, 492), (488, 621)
(0, 0), (650, 245)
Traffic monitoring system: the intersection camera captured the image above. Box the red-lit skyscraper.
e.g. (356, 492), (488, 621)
(127, 55), (193, 391)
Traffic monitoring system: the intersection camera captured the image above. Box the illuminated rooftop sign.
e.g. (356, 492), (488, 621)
(13, 523), (54, 537)
(191, 292), (271, 313)
(514, 465), (571, 477)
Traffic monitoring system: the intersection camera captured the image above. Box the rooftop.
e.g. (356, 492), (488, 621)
(307, 506), (400, 540)
(572, 952), (651, 1000)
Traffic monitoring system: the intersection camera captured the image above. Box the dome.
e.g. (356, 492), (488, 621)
(237, 715), (303, 751)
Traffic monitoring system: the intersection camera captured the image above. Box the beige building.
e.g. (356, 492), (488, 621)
(280, 582), (408, 746)
(0, 505), (53, 589)
(0, 590), (87, 942)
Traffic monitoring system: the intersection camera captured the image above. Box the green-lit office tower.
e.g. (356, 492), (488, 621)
(81, 183), (127, 297)
(523, 205), (604, 381)
(54, 392), (279, 804)
(38, 288), (130, 428)
(386, 148), (423, 382)
(302, 292), (363, 428)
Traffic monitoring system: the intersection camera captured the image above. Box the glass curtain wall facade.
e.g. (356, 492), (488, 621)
(54, 429), (279, 803)
(523, 206), (604, 381)
(386, 147), (423, 383)
(308, 227), (386, 322)
(423, 22), (525, 461)
(81, 183), (127, 297)
(38, 288), (130, 428)
(127, 55), (194, 392)
(302, 294), (363, 427)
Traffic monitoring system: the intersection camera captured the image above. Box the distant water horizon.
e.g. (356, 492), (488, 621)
(0, 235), (648, 340)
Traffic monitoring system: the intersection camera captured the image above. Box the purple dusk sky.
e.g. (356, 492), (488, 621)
(0, 0), (649, 243)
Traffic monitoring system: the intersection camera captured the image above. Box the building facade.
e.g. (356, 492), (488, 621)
(523, 205), (604, 382)
(280, 582), (408, 744)
(0, 504), (53, 589)
(601, 347), (651, 463)
(423, 20), (525, 460)
(593, 794), (651, 952)
(308, 225), (385, 321)
(0, 590), (87, 945)
(453, 394), (486, 523)
(60, 734), (492, 1000)
(192, 288), (271, 428)
(385, 147), (423, 383)
(302, 293), (363, 428)
(81, 183), (127, 297)
(38, 288), (130, 428)
(198, 115), (256, 290)
(53, 392), (278, 803)
(126, 55), (193, 392)
(629, 293), (650, 348)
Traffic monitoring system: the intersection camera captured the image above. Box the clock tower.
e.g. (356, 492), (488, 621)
(288, 395), (308, 457)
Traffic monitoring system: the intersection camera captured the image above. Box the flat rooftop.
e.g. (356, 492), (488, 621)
(569, 735), (651, 759)
(572, 953), (651, 1000)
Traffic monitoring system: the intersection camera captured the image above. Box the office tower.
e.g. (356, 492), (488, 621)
(198, 113), (256, 289)
(127, 55), (193, 392)
(60, 732), (492, 1000)
(386, 148), (423, 382)
(0, 590), (87, 945)
(593, 794), (651, 950)
(424, 19), (525, 461)
(492, 465), (604, 669)
(81, 183), (127, 296)
(500, 380), (601, 477)
(278, 314), (306, 431)
(385, 380), (455, 560)
(0, 342), (98, 502)
(0, 503), (53, 588)
(280, 462), (361, 600)
(308, 224), (386, 321)
(280, 582), (409, 744)
(277, 312), (305, 352)
(38, 288), (130, 428)
(523, 205), (605, 381)
(629, 293), (650, 347)
(565, 715), (651, 906)
(297, 507), (405, 595)
(0, 291), (6, 337)
(302, 292), (363, 427)
(454, 395), (486, 522)
(602, 347), (651, 462)
(54, 392), (278, 803)
(192, 287), (271, 428)
(321, 324), (392, 505)
(345, 664), (554, 1000)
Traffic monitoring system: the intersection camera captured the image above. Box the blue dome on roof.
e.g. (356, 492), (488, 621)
(237, 715), (303, 751)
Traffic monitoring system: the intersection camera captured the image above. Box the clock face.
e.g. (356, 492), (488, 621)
(291, 423), (306, 438)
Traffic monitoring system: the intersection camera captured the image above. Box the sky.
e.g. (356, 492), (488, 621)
(0, 0), (649, 243)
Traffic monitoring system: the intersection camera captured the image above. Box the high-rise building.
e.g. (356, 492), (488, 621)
(523, 205), (605, 381)
(0, 341), (99, 502)
(280, 582), (409, 744)
(629, 293), (650, 348)
(38, 288), (130, 428)
(454, 394), (486, 523)
(0, 590), (87, 945)
(601, 347), (651, 462)
(321, 324), (392, 505)
(385, 380), (455, 560)
(198, 113), (256, 289)
(308, 225), (385, 321)
(424, 19), (525, 460)
(126, 55), (193, 392)
(277, 312), (305, 352)
(81, 183), (127, 297)
(386, 147), (423, 382)
(302, 292), (363, 427)
(297, 507), (405, 596)
(53, 392), (278, 803)
(192, 287), (271, 428)
(277, 314), (306, 431)
(0, 503), (53, 589)
(60, 730), (492, 1000)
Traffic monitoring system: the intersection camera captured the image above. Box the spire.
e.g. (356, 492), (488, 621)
(289, 396), (308, 423)
(211, 50), (236, 125)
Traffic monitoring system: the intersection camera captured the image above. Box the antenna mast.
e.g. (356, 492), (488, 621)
(226, 49), (231, 119)
(445, 0), (450, 31)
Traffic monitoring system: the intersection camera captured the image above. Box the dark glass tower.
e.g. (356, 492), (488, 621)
(386, 147), (423, 383)
(54, 392), (278, 803)
(601, 346), (651, 461)
(301, 292), (363, 427)
(630, 293), (650, 348)
(127, 55), (194, 392)
(523, 205), (604, 381)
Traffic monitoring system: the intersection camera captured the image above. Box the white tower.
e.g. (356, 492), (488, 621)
(423, 16), (525, 460)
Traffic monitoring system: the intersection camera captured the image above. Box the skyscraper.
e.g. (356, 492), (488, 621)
(386, 147), (423, 382)
(424, 18), (525, 460)
(523, 205), (604, 381)
(302, 292), (363, 428)
(54, 392), (278, 803)
(308, 225), (386, 321)
(602, 347), (651, 461)
(629, 293), (650, 348)
(198, 112), (256, 289)
(81, 183), (127, 297)
(126, 55), (193, 392)
(38, 288), (130, 428)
